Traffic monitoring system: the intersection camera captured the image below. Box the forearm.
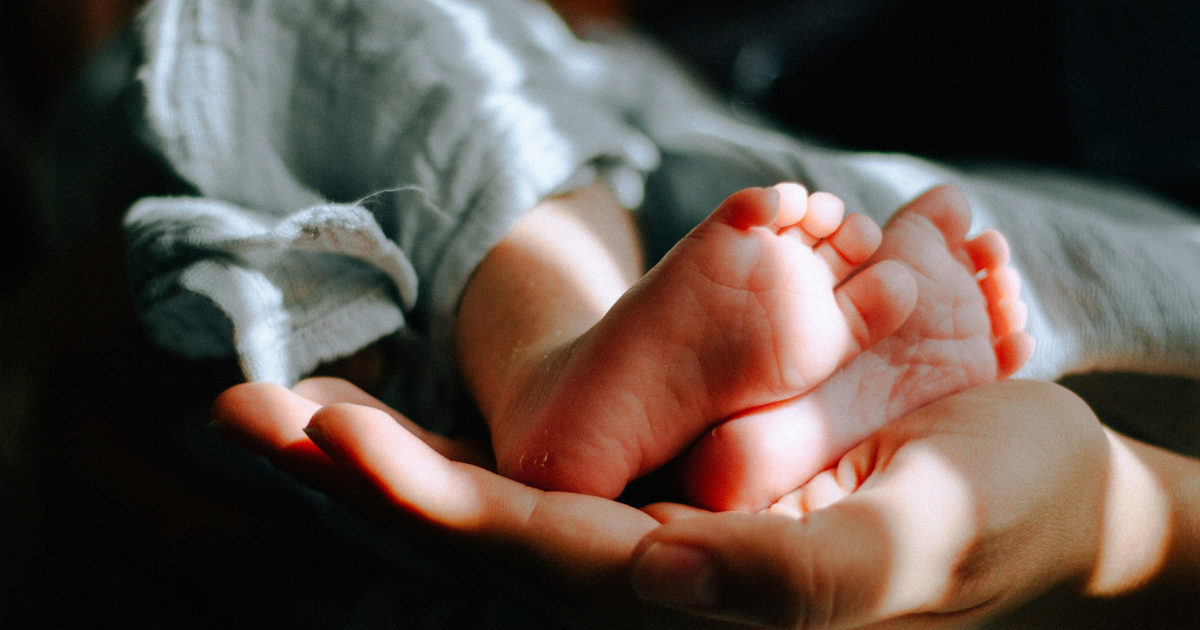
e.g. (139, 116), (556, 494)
(455, 181), (641, 420)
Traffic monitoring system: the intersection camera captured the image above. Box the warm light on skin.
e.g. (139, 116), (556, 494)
(1086, 428), (1171, 596)
(700, 394), (837, 513)
(861, 444), (977, 617)
(516, 183), (642, 307)
(308, 403), (502, 531)
(222, 375), (1200, 629)
(503, 204), (633, 319)
(454, 181), (639, 426)
(771, 444), (978, 619)
(765, 452), (859, 518)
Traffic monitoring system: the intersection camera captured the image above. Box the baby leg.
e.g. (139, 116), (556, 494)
(487, 183), (918, 498)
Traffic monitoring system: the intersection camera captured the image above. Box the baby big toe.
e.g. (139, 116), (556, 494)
(714, 187), (783, 230)
(900, 185), (973, 242)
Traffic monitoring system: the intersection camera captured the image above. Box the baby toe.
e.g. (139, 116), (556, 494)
(995, 331), (1036, 379)
(897, 185), (973, 243)
(965, 229), (1011, 273)
(798, 191), (845, 239)
(979, 265), (1021, 305)
(989, 295), (1029, 338)
(713, 187), (781, 230)
(773, 182), (811, 227)
(835, 259), (917, 353)
(816, 212), (882, 281)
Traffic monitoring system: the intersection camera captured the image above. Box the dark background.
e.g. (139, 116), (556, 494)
(638, 0), (1200, 208)
(2, 1), (1198, 627)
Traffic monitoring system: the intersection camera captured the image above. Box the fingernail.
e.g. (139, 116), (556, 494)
(631, 543), (720, 609)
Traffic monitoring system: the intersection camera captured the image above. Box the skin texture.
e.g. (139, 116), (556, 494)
(681, 185), (1034, 511)
(459, 182), (921, 500)
(459, 182), (1030, 505)
(210, 378), (1200, 630)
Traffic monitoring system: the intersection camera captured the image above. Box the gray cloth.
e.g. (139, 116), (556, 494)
(125, 0), (657, 430)
(105, 2), (1200, 628)
(125, 0), (1200, 435)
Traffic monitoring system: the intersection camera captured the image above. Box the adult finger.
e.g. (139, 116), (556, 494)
(209, 382), (359, 499)
(301, 402), (734, 630)
(642, 502), (712, 524)
(632, 453), (984, 629)
(214, 384), (712, 627)
(300, 400), (672, 597)
(633, 381), (1107, 629)
(304, 402), (657, 570)
(212, 382), (321, 452)
(293, 376), (494, 468)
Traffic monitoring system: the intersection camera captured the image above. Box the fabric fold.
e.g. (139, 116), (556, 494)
(126, 0), (1200, 427)
(129, 0), (661, 413)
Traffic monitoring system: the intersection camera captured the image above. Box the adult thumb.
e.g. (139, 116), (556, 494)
(629, 502), (902, 629)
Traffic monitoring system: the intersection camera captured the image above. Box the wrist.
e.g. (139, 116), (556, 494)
(1101, 432), (1200, 589)
(1082, 428), (1174, 597)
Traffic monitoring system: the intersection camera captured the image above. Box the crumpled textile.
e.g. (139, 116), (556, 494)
(126, 0), (1200, 434)
(111, 2), (1200, 627)
(125, 0), (658, 409)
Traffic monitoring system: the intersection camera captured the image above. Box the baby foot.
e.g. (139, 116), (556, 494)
(680, 185), (1036, 511)
(491, 184), (918, 498)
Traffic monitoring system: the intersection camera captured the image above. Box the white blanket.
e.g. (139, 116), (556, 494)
(125, 0), (1200, 432)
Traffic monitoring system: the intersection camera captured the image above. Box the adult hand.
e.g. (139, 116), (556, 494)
(634, 380), (1193, 629)
(210, 377), (727, 630)
(211, 378), (1195, 629)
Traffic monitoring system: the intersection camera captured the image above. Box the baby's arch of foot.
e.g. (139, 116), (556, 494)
(680, 185), (1035, 512)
